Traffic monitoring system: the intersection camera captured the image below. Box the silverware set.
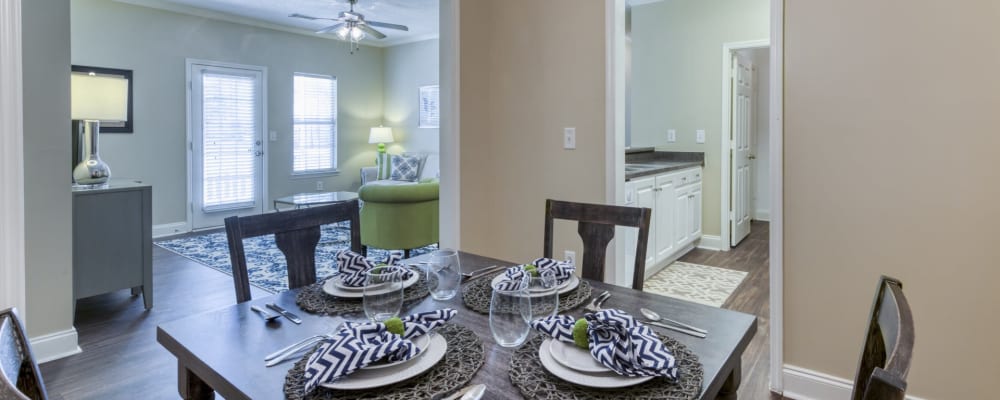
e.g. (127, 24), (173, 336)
(584, 291), (708, 338)
(460, 265), (508, 282)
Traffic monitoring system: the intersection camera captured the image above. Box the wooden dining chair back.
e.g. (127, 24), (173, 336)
(544, 199), (652, 290)
(850, 276), (915, 400)
(0, 308), (48, 400)
(224, 200), (362, 303)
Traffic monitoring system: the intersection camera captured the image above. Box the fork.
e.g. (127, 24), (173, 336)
(584, 291), (611, 313)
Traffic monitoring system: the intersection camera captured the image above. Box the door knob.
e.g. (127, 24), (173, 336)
(255, 150), (264, 156)
(748, 155), (757, 160)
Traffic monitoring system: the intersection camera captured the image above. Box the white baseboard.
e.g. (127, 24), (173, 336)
(31, 328), (82, 364)
(755, 209), (771, 221)
(782, 365), (926, 400)
(697, 234), (726, 251)
(153, 221), (189, 238)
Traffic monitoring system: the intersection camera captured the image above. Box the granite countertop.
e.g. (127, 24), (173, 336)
(625, 151), (704, 181)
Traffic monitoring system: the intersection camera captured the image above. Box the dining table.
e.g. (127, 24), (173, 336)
(157, 251), (757, 400)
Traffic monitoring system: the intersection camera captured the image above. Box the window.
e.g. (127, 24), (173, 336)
(293, 73), (337, 174)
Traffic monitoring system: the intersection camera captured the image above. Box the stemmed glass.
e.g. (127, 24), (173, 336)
(426, 249), (462, 300)
(530, 271), (560, 318)
(489, 274), (532, 347)
(363, 271), (403, 322)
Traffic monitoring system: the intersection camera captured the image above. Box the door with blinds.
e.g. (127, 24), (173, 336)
(189, 62), (265, 229)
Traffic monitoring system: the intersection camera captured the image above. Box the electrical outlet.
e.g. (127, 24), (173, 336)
(667, 129), (676, 143)
(316, 181), (324, 191)
(564, 250), (577, 266)
(696, 129), (706, 144)
(269, 130), (277, 141)
(563, 127), (576, 150)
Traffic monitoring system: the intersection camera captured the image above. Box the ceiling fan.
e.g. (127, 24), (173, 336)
(290, 0), (409, 52)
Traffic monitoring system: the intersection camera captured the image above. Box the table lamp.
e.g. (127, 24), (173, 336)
(368, 126), (394, 154)
(71, 72), (128, 187)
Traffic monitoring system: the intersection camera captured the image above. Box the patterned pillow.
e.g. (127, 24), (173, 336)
(389, 154), (422, 182)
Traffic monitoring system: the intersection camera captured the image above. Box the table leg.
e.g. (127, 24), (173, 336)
(717, 362), (742, 400)
(178, 361), (215, 400)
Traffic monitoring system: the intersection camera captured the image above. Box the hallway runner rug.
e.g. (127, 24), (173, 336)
(643, 262), (748, 307)
(155, 224), (437, 294)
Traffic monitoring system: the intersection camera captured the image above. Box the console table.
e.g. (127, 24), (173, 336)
(72, 180), (153, 309)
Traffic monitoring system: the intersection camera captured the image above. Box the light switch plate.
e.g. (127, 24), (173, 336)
(696, 129), (706, 144)
(667, 129), (676, 143)
(564, 127), (576, 150)
(269, 130), (277, 141)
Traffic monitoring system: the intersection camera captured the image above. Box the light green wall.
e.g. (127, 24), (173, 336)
(22, 0), (74, 338)
(384, 39), (440, 175)
(630, 0), (768, 236)
(71, 0), (385, 226)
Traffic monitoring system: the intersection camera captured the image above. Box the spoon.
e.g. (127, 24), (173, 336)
(251, 305), (280, 322)
(639, 308), (708, 334)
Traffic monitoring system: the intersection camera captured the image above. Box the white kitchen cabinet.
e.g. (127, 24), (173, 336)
(632, 176), (657, 268)
(653, 175), (677, 263)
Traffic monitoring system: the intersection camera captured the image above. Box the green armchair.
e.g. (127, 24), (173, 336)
(359, 180), (439, 257)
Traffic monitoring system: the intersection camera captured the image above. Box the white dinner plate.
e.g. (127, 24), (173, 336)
(362, 333), (432, 370)
(490, 275), (580, 298)
(548, 339), (612, 373)
(322, 332), (447, 390)
(538, 338), (654, 389)
(322, 268), (420, 298)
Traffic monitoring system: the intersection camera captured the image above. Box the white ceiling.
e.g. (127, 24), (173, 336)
(117, 0), (440, 47)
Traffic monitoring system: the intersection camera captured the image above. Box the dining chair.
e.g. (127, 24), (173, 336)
(0, 308), (48, 400)
(850, 276), (914, 400)
(224, 200), (362, 303)
(543, 199), (652, 290)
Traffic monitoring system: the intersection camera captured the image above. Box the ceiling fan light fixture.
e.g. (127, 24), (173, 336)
(350, 26), (366, 41)
(336, 25), (350, 40)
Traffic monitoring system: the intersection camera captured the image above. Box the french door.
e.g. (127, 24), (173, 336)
(189, 61), (266, 229)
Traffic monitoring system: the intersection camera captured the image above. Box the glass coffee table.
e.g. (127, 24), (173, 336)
(273, 191), (358, 211)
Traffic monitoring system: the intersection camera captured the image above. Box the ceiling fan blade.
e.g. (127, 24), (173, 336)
(357, 24), (386, 39)
(316, 23), (346, 34)
(365, 20), (409, 31)
(289, 13), (339, 21)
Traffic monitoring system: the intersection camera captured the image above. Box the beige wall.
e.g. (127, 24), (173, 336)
(457, 0), (608, 263)
(384, 39), (439, 175)
(71, 0), (385, 226)
(630, 0), (769, 237)
(784, 1), (1000, 398)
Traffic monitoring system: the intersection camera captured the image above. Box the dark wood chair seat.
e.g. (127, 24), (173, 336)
(544, 199), (652, 290)
(0, 308), (48, 400)
(224, 201), (362, 303)
(851, 276), (915, 400)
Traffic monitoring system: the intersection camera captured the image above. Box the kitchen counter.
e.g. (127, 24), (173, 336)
(625, 151), (704, 181)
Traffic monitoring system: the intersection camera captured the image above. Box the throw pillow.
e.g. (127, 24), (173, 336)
(389, 154), (422, 182)
(402, 152), (429, 180)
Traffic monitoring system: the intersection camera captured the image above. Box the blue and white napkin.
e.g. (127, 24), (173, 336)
(505, 257), (575, 285)
(335, 250), (413, 287)
(530, 309), (680, 380)
(303, 309), (457, 393)
(493, 267), (530, 291)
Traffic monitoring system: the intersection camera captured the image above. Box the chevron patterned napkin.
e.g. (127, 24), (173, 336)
(530, 309), (680, 380)
(505, 257), (575, 285)
(303, 309), (457, 393)
(336, 250), (413, 287)
(494, 268), (530, 291)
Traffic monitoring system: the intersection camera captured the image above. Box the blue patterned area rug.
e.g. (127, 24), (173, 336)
(155, 224), (437, 294)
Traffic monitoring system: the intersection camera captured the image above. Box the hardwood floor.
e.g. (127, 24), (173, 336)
(41, 222), (780, 399)
(679, 220), (782, 400)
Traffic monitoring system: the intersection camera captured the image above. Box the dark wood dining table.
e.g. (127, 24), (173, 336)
(157, 252), (757, 399)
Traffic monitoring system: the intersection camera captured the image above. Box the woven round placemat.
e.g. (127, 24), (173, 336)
(461, 273), (593, 315)
(283, 324), (484, 400)
(509, 334), (704, 400)
(296, 269), (431, 315)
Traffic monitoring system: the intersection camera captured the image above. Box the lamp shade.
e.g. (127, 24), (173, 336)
(368, 126), (394, 144)
(71, 73), (128, 121)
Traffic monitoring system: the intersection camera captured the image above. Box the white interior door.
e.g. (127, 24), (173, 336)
(190, 62), (265, 229)
(730, 53), (754, 246)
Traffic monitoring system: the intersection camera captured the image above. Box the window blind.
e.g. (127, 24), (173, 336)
(293, 74), (337, 173)
(201, 72), (258, 209)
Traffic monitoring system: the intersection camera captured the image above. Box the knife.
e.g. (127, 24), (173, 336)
(442, 383), (485, 400)
(644, 320), (707, 338)
(266, 303), (302, 324)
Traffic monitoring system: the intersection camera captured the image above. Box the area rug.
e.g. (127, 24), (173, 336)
(643, 262), (748, 307)
(155, 224), (437, 294)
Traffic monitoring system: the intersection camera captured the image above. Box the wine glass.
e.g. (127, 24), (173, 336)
(489, 275), (532, 347)
(426, 248), (462, 300)
(530, 271), (560, 318)
(363, 270), (403, 322)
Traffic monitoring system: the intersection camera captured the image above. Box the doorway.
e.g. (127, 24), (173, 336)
(187, 60), (268, 230)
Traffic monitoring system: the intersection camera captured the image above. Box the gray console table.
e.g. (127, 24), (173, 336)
(72, 180), (153, 309)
